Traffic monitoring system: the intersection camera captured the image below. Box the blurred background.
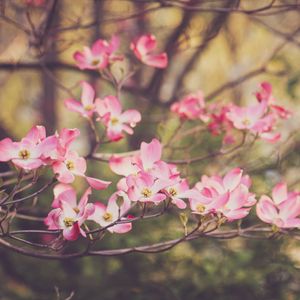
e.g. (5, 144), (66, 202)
(1, 0), (300, 299)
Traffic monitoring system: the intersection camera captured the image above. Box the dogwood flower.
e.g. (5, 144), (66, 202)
(256, 182), (300, 228)
(64, 81), (98, 118)
(127, 172), (171, 204)
(0, 125), (57, 171)
(164, 179), (200, 209)
(74, 36), (121, 70)
(190, 168), (256, 220)
(255, 81), (291, 119)
(96, 95), (141, 141)
(52, 149), (111, 190)
(89, 191), (132, 233)
(45, 188), (94, 240)
(131, 34), (168, 68)
(171, 91), (209, 121)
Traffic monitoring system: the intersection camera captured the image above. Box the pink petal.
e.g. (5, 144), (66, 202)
(172, 198), (187, 209)
(256, 196), (278, 224)
(278, 195), (300, 219)
(59, 128), (80, 149)
(120, 109), (142, 125)
(80, 81), (95, 107)
(283, 218), (300, 228)
(109, 156), (137, 176)
(105, 95), (122, 115)
(133, 34), (157, 56)
(0, 138), (19, 161)
(140, 138), (162, 170)
(57, 189), (77, 208)
(63, 222), (80, 241)
(143, 53), (168, 68)
(110, 222), (132, 234)
(272, 182), (287, 205)
(223, 168), (242, 191)
(53, 162), (75, 183)
(78, 187), (92, 209)
(64, 98), (85, 115)
(224, 208), (250, 221)
(73, 51), (88, 70)
(25, 125), (46, 143)
(52, 184), (74, 208)
(85, 176), (111, 190)
(12, 158), (43, 170)
(36, 135), (58, 158)
(91, 39), (107, 55)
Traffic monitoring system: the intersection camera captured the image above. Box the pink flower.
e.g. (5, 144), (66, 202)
(127, 172), (170, 204)
(74, 36), (121, 70)
(45, 188), (94, 240)
(171, 91), (209, 121)
(44, 128), (80, 163)
(190, 168), (256, 220)
(52, 183), (74, 208)
(226, 101), (268, 131)
(130, 34), (168, 68)
(52, 149), (111, 190)
(256, 182), (300, 228)
(226, 100), (282, 142)
(0, 125), (57, 171)
(52, 150), (86, 183)
(64, 81), (98, 118)
(164, 179), (200, 209)
(96, 95), (141, 141)
(109, 139), (178, 192)
(255, 81), (291, 119)
(89, 191), (132, 233)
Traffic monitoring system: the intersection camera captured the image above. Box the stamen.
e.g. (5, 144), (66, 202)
(66, 160), (75, 171)
(103, 212), (113, 222)
(18, 149), (30, 160)
(63, 217), (75, 227)
(141, 188), (152, 198)
(196, 204), (206, 213)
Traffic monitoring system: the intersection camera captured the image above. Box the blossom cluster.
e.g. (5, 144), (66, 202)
(74, 34), (168, 70)
(64, 81), (141, 141)
(1, 32), (298, 245)
(0, 126), (110, 189)
(171, 82), (291, 144)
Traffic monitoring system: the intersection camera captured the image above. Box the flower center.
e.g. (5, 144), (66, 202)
(242, 118), (251, 126)
(18, 149), (30, 160)
(111, 117), (119, 126)
(63, 217), (75, 227)
(103, 212), (113, 222)
(91, 59), (100, 66)
(141, 188), (152, 198)
(66, 160), (75, 171)
(196, 204), (206, 213)
(169, 188), (177, 197)
(84, 105), (94, 111)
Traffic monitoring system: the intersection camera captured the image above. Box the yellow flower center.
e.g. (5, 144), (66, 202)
(18, 149), (30, 160)
(111, 117), (119, 126)
(196, 204), (206, 213)
(141, 188), (152, 198)
(66, 160), (75, 171)
(91, 59), (100, 66)
(84, 105), (94, 111)
(242, 118), (251, 126)
(63, 217), (75, 227)
(103, 212), (113, 222)
(169, 188), (177, 197)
